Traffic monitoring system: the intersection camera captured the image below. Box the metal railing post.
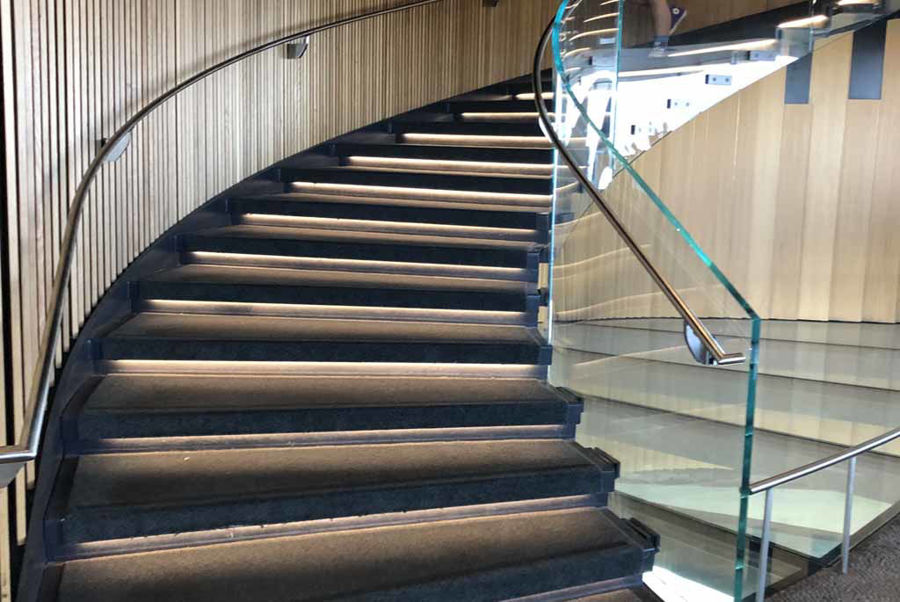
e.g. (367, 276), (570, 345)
(842, 457), (857, 574)
(756, 489), (774, 602)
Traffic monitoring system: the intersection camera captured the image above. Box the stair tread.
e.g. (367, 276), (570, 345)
(390, 121), (543, 136)
(575, 587), (659, 602)
(81, 374), (564, 412)
(289, 164), (551, 182)
(229, 196), (546, 228)
(229, 191), (551, 213)
(55, 507), (639, 602)
(233, 213), (543, 242)
(65, 439), (599, 510)
(106, 313), (538, 344)
(187, 224), (542, 251)
(332, 142), (553, 164)
(72, 375), (574, 443)
(146, 264), (533, 293)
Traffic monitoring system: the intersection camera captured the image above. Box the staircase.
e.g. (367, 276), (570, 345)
(25, 76), (658, 601)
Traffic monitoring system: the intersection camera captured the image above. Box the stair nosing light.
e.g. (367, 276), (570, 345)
(184, 251), (533, 280)
(100, 360), (548, 378)
(138, 300), (530, 325)
(289, 181), (551, 203)
(236, 213), (540, 241)
(399, 133), (553, 149)
(345, 155), (553, 176)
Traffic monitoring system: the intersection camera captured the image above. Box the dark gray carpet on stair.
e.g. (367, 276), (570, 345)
(771, 516), (900, 602)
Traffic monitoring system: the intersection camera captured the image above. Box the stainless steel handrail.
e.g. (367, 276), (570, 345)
(749, 426), (900, 494)
(531, 20), (746, 367)
(0, 0), (447, 469)
(750, 426), (900, 601)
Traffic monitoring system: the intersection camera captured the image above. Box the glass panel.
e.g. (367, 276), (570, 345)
(548, 1), (900, 600)
(549, 13), (761, 596)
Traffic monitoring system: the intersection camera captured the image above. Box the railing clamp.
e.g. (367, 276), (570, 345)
(285, 37), (310, 60)
(99, 131), (132, 163)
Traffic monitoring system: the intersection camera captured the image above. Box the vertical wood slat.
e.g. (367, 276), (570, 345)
(0, 2), (559, 596)
(796, 35), (853, 320)
(864, 21), (900, 323)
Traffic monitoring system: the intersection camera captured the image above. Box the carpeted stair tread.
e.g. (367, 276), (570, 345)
(332, 141), (553, 164)
(64, 439), (602, 510)
(192, 224), (538, 251)
(180, 226), (536, 268)
(228, 196), (547, 228)
(54, 507), (646, 602)
(445, 99), (542, 112)
(281, 166), (550, 194)
(71, 375), (578, 441)
(389, 120), (544, 137)
(55, 440), (616, 547)
(105, 313), (537, 344)
(187, 224), (541, 251)
(232, 213), (543, 243)
(81, 374), (565, 412)
(232, 191), (551, 213)
(98, 313), (549, 363)
(574, 587), (660, 601)
(144, 264), (534, 294)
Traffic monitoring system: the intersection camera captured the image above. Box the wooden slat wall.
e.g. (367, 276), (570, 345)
(574, 22), (900, 324)
(0, 1), (558, 597)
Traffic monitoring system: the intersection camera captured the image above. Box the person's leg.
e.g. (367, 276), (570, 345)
(650, 0), (671, 38)
(648, 0), (687, 57)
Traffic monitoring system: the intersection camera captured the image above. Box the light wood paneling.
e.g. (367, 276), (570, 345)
(796, 35), (853, 320)
(0, 1), (558, 596)
(571, 24), (900, 324)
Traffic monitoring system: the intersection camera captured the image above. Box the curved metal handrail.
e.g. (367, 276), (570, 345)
(0, 0), (448, 468)
(531, 19), (746, 367)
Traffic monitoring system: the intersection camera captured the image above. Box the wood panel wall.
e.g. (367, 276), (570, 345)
(581, 21), (900, 324)
(0, 1), (558, 597)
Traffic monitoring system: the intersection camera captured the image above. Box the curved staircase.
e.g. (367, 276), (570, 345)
(24, 76), (658, 601)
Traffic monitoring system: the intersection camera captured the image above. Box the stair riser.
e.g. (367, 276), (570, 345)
(55, 469), (615, 547)
(73, 401), (583, 442)
(445, 100), (542, 113)
(179, 235), (538, 269)
(136, 282), (540, 313)
(228, 198), (548, 230)
(98, 340), (553, 364)
(280, 167), (552, 195)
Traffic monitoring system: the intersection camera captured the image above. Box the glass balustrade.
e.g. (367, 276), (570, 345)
(544, 0), (900, 600)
